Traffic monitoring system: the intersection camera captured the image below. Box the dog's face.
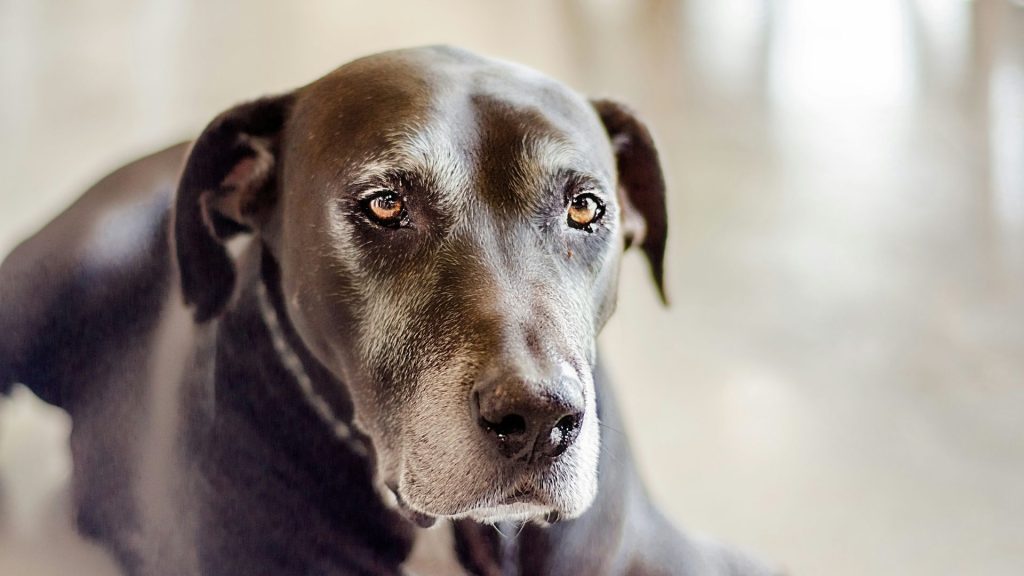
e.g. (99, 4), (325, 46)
(174, 47), (666, 524)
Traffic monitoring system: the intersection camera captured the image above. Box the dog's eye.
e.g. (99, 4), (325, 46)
(361, 190), (407, 227)
(567, 192), (605, 231)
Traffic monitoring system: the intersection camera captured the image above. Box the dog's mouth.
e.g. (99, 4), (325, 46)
(461, 486), (558, 524)
(504, 486), (535, 504)
(389, 487), (439, 528)
(388, 478), (562, 527)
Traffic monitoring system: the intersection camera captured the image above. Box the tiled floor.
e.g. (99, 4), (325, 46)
(1, 1), (1022, 575)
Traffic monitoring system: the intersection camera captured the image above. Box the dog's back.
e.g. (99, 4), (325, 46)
(0, 143), (192, 571)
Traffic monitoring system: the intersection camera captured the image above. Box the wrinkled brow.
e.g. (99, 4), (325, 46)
(348, 126), (472, 202)
(509, 136), (610, 207)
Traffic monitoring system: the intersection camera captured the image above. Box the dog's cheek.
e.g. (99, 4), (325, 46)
(342, 281), (450, 488)
(397, 356), (497, 515)
(592, 249), (623, 333)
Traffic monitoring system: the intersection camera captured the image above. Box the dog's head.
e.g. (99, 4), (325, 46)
(174, 46), (666, 524)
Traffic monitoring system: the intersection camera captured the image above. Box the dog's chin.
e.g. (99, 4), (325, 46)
(396, 497), (564, 527)
(392, 473), (598, 527)
(463, 503), (555, 524)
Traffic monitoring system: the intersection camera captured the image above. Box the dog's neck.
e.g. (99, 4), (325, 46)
(193, 245), (416, 574)
(253, 251), (371, 460)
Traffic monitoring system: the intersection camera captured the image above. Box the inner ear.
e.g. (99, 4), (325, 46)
(201, 135), (277, 240)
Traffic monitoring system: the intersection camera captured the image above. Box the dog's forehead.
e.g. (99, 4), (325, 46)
(289, 47), (615, 199)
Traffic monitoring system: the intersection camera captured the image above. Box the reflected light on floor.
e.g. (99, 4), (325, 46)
(0, 387), (72, 538)
(990, 63), (1024, 229)
(769, 0), (913, 111)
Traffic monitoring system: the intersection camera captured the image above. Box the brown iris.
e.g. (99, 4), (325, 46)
(567, 192), (605, 231)
(363, 191), (406, 227)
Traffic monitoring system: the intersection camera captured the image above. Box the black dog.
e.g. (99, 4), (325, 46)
(0, 46), (777, 575)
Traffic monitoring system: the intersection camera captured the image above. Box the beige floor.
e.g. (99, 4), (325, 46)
(1, 1), (1023, 575)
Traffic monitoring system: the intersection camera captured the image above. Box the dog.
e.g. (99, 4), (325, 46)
(0, 46), (778, 575)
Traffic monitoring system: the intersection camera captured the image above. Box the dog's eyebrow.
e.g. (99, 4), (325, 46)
(348, 126), (472, 198)
(514, 136), (610, 199)
(522, 135), (587, 171)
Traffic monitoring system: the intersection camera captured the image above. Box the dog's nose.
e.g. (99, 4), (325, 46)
(472, 369), (584, 462)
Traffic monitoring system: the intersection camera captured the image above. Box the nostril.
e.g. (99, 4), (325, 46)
(555, 414), (578, 435)
(546, 412), (583, 458)
(479, 413), (527, 438)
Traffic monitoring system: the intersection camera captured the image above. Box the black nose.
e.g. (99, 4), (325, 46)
(472, 370), (585, 462)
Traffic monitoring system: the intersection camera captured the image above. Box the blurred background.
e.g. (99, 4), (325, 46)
(1, 0), (1022, 574)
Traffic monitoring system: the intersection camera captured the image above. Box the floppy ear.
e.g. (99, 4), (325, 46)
(174, 93), (295, 322)
(590, 99), (669, 304)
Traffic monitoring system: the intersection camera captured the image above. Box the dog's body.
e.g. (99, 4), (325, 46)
(0, 47), (776, 575)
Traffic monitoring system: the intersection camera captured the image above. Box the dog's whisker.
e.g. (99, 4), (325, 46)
(598, 421), (627, 437)
(513, 520), (528, 538)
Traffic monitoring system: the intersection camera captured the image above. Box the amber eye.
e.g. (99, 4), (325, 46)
(567, 192), (605, 231)
(362, 190), (407, 227)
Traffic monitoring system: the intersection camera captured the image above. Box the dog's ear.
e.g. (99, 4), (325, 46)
(174, 93), (295, 322)
(591, 99), (669, 305)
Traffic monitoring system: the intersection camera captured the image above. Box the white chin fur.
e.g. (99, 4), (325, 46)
(463, 503), (554, 524)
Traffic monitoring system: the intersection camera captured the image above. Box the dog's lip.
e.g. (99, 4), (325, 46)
(388, 484), (438, 528)
(502, 486), (535, 504)
(391, 478), (556, 524)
